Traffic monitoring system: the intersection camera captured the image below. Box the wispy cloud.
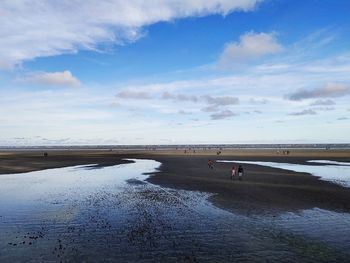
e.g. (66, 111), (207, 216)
(310, 99), (335, 106)
(249, 98), (269, 104)
(311, 107), (335, 112)
(115, 89), (241, 120)
(0, 0), (263, 69)
(210, 110), (237, 120)
(287, 83), (350, 100)
(288, 109), (317, 116)
(161, 92), (239, 106)
(178, 110), (192, 115)
(162, 92), (198, 102)
(20, 71), (80, 87)
(337, 117), (348, 121)
(201, 105), (220, 112)
(203, 95), (239, 106)
(218, 32), (283, 68)
(117, 90), (240, 110)
(116, 90), (152, 99)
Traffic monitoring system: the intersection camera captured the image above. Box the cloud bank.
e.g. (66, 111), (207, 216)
(0, 0), (263, 69)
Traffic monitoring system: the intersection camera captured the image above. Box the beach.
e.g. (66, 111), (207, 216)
(1, 148), (350, 262)
(1, 148), (350, 215)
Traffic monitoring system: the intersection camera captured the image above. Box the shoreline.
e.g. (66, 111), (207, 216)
(1, 150), (350, 215)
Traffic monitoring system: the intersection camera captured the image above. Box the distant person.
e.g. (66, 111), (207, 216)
(208, 159), (214, 169)
(231, 165), (236, 180)
(238, 165), (244, 180)
(210, 160), (214, 169)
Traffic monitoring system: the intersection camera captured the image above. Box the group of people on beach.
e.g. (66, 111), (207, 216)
(231, 164), (244, 180)
(207, 159), (244, 180)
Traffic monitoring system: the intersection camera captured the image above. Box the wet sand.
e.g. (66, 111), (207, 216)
(1, 149), (350, 215)
(149, 155), (350, 215)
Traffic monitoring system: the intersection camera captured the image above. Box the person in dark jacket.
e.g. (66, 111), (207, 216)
(238, 165), (244, 180)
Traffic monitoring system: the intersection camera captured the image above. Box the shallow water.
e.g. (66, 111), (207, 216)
(307, 160), (350, 166)
(1, 159), (349, 262)
(218, 159), (350, 187)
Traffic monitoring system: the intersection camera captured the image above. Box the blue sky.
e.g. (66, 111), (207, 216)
(0, 0), (350, 145)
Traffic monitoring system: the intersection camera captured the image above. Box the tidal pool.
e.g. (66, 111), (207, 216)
(1, 159), (349, 262)
(217, 159), (350, 187)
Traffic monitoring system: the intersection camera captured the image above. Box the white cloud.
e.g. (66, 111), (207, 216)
(21, 70), (80, 86)
(218, 32), (283, 68)
(0, 0), (263, 69)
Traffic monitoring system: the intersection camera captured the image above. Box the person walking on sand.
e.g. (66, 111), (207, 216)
(231, 165), (236, 180)
(238, 165), (244, 181)
(208, 159), (214, 169)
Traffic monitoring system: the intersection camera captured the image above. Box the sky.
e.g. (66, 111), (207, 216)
(1, 0), (350, 146)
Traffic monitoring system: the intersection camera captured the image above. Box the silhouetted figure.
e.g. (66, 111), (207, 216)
(238, 165), (244, 180)
(43, 152), (48, 157)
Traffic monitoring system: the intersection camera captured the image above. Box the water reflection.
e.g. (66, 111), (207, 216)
(1, 159), (349, 262)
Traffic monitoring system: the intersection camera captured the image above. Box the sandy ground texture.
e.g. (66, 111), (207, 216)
(1, 149), (350, 215)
